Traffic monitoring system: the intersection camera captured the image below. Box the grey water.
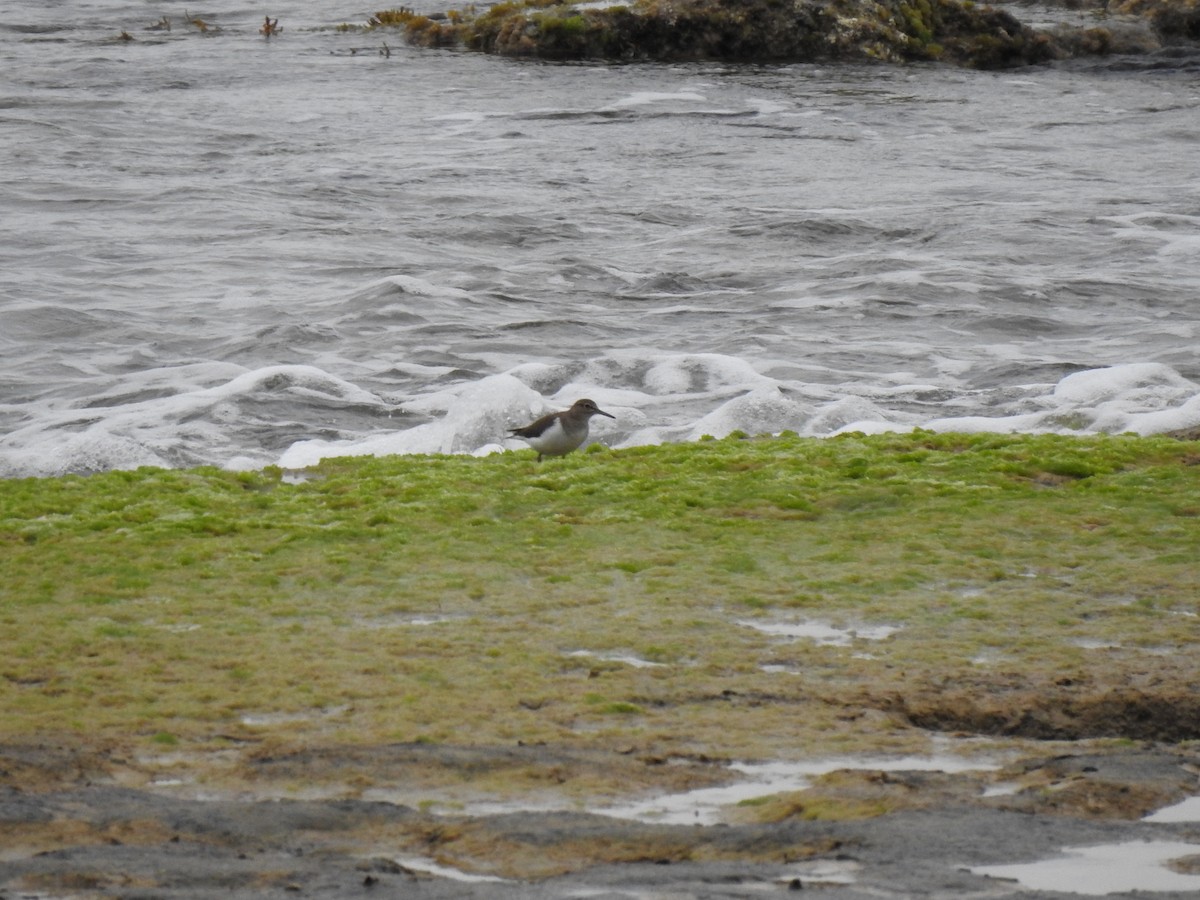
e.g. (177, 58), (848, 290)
(3, 1), (1200, 476)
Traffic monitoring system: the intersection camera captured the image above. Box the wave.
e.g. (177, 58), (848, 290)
(5, 356), (1197, 479)
(0, 365), (389, 478)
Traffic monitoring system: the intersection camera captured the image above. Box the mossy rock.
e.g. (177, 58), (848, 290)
(373, 0), (1059, 68)
(1112, 0), (1200, 40)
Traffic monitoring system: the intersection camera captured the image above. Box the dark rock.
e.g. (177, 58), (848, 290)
(457, 0), (1060, 68)
(368, 0), (1199, 67)
(1, 742), (1199, 898)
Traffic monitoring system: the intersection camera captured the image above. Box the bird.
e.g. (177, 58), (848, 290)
(509, 399), (615, 462)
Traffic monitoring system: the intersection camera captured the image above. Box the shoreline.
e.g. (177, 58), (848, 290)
(3, 432), (1198, 894)
(2, 738), (1199, 897)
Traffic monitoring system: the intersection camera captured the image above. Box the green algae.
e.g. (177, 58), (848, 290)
(1, 432), (1198, 767)
(348, 0), (1063, 68)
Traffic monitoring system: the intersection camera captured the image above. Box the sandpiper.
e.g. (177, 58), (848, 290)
(509, 399), (615, 461)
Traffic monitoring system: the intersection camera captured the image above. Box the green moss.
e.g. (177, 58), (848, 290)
(599, 701), (645, 715)
(1, 432), (1197, 761)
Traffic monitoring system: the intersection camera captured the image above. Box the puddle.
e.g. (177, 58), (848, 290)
(971, 841), (1200, 895)
(1144, 796), (1200, 823)
(351, 750), (1002, 825)
(565, 859), (861, 897)
(970, 652), (1017, 667)
(354, 784), (581, 817)
(394, 856), (510, 883)
(594, 754), (999, 826)
(1071, 638), (1121, 650)
(280, 470), (322, 485)
(737, 619), (899, 646)
(981, 781), (1022, 798)
(779, 859), (862, 886)
(240, 705), (349, 727)
(565, 650), (666, 668)
(759, 654), (885, 671)
(355, 614), (460, 629)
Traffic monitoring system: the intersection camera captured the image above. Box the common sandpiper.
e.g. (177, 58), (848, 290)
(509, 398), (615, 461)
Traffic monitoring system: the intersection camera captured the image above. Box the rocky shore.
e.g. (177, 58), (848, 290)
(2, 739), (1199, 898)
(360, 0), (1200, 68)
(5, 435), (1199, 896)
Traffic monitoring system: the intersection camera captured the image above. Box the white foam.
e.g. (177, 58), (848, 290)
(607, 91), (708, 109)
(277, 374), (542, 468)
(972, 841), (1200, 895)
(1052, 363), (1192, 404)
(0, 430), (174, 478)
(6, 355), (1200, 479)
(686, 386), (810, 440)
(808, 397), (891, 434)
(369, 274), (476, 301)
(269, 360), (1200, 470)
(0, 364), (383, 478)
(637, 352), (773, 396)
(928, 363), (1200, 436)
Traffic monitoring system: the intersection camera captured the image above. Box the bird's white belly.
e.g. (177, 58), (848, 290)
(524, 420), (583, 457)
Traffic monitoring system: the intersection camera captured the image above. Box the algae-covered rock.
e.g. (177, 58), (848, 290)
(357, 0), (1200, 66)
(414, 0), (1060, 68)
(1112, 0), (1200, 41)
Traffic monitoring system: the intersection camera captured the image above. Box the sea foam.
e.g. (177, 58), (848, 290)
(4, 359), (1198, 478)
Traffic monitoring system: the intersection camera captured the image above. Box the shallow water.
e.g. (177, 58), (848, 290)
(738, 617), (900, 645)
(1144, 795), (1200, 823)
(972, 840), (1200, 895)
(971, 786), (1200, 895)
(3, 2), (1200, 477)
(394, 855), (511, 883)
(594, 753), (1001, 825)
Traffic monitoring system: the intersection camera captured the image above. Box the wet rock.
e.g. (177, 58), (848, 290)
(2, 741), (1198, 897)
(1112, 0), (1200, 42)
(426, 0), (1061, 68)
(983, 749), (1200, 820)
(371, 0), (1200, 67)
